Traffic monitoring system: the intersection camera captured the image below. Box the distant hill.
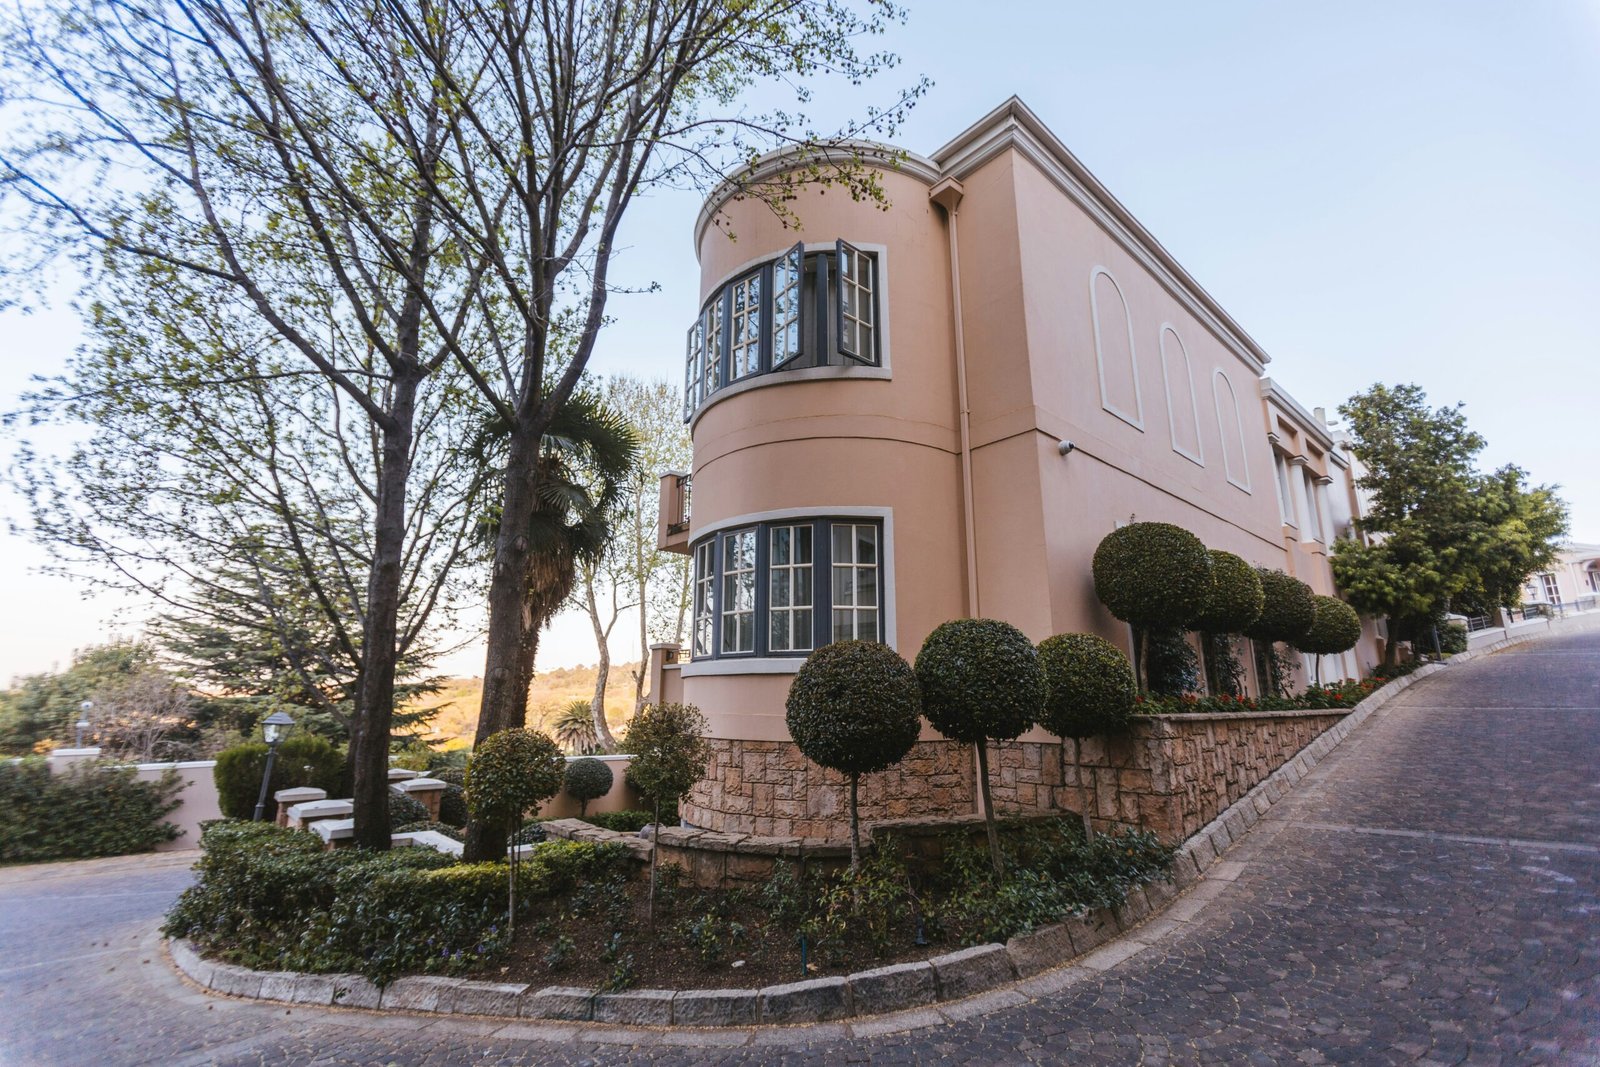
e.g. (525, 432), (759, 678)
(408, 661), (644, 749)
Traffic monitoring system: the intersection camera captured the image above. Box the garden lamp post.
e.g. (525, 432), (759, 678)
(252, 711), (296, 822)
(75, 700), (92, 747)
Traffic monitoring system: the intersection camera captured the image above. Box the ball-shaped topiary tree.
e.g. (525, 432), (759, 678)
(915, 618), (1044, 875)
(563, 757), (614, 819)
(1245, 569), (1318, 695)
(1092, 522), (1212, 690)
(786, 641), (922, 874)
(1293, 595), (1363, 683)
(465, 728), (565, 936)
(1036, 633), (1136, 840)
(1192, 550), (1264, 696)
(622, 702), (713, 920)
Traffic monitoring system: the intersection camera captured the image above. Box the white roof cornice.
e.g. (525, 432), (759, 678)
(1261, 377), (1337, 451)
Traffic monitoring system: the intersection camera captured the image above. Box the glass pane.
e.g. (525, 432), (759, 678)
(858, 608), (878, 639)
(771, 526), (789, 566)
(832, 609), (852, 643)
(794, 526), (812, 565)
(833, 566), (852, 607)
(833, 524), (852, 565)
(794, 609), (812, 647)
(857, 526), (877, 565)
(857, 566), (877, 607)
(795, 567), (812, 605)
(770, 612), (790, 651)
(770, 569), (790, 608)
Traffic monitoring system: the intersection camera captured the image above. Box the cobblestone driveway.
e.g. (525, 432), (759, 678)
(3, 630), (1596, 1066)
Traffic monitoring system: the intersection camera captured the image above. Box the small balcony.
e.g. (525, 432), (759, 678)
(657, 470), (691, 554)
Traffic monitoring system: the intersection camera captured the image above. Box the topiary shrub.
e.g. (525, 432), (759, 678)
(1293, 595), (1363, 683)
(1035, 633), (1135, 840)
(583, 810), (654, 833)
(915, 618), (1044, 875)
(1092, 523), (1212, 690)
(388, 787), (429, 826)
(563, 757), (614, 818)
(1193, 550), (1264, 697)
(1245, 569), (1318, 695)
(786, 641), (922, 874)
(1439, 621), (1468, 655)
(213, 735), (346, 820)
(465, 728), (565, 936)
(436, 782), (468, 828)
(623, 702), (712, 919)
(0, 759), (183, 862)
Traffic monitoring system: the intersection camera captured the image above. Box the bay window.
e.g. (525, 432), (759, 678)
(689, 517), (884, 660)
(684, 239), (882, 420)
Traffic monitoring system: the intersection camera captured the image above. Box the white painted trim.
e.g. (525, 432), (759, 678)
(687, 241), (893, 431)
(686, 505), (897, 654)
(1088, 267), (1145, 431)
(1157, 323), (1205, 467)
(681, 658), (805, 678)
(1212, 368), (1252, 493)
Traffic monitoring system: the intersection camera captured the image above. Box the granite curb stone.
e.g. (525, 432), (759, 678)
(758, 976), (853, 1023)
(593, 989), (675, 1025)
(930, 944), (1016, 1001)
(847, 960), (937, 1013)
(670, 988), (759, 1027)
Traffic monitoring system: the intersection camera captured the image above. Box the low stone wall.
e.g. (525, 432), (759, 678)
(682, 738), (976, 841)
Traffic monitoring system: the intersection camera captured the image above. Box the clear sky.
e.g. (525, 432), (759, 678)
(3, 1), (1597, 684)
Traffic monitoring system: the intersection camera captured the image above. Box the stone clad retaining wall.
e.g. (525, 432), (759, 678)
(686, 711), (1347, 846)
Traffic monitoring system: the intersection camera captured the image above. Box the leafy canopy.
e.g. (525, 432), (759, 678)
(1035, 633), (1136, 740)
(786, 641), (922, 777)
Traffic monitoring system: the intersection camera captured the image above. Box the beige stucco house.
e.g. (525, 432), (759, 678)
(651, 98), (1379, 840)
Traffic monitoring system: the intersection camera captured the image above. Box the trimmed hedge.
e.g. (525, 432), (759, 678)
(1092, 522), (1212, 630)
(163, 820), (629, 984)
(1295, 595), (1362, 656)
(563, 757), (614, 817)
(437, 782), (468, 828)
(915, 619), (1042, 745)
(1244, 569), (1317, 643)
(0, 759), (182, 863)
(786, 641), (922, 776)
(213, 735), (345, 819)
(1036, 633), (1137, 740)
(1192, 549), (1264, 634)
(388, 787), (429, 826)
(582, 810), (653, 833)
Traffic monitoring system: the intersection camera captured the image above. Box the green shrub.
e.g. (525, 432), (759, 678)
(1035, 633), (1136, 740)
(622, 703), (711, 817)
(435, 782), (468, 828)
(563, 757), (614, 818)
(1294, 596), (1363, 685)
(388, 787), (429, 826)
(1244, 570), (1317, 642)
(916, 618), (1044, 875)
(1091, 523), (1212, 630)
(0, 759), (182, 863)
(465, 729), (565, 840)
(583, 810), (653, 833)
(1144, 627), (1201, 696)
(1440, 621), (1468, 655)
(1191, 549), (1265, 634)
(787, 641), (922, 871)
(212, 735), (345, 819)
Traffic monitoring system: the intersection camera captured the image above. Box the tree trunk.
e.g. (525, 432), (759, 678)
(633, 488), (650, 715)
(848, 772), (861, 876)
(975, 741), (1004, 877)
(1073, 738), (1093, 842)
(348, 372), (419, 851)
(1131, 627), (1148, 693)
(584, 573), (619, 752)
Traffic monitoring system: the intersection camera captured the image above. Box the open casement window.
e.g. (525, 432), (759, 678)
(727, 270), (763, 383)
(835, 240), (879, 365)
(683, 319), (704, 422)
(692, 541), (715, 658)
(771, 241), (805, 369)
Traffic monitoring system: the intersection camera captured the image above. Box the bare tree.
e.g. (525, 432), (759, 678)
(91, 669), (197, 763)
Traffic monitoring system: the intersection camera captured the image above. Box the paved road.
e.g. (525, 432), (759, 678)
(3, 630), (1597, 1066)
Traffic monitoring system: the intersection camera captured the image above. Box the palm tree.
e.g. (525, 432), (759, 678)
(551, 698), (599, 755)
(470, 391), (639, 750)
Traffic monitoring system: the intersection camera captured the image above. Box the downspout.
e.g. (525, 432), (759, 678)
(931, 178), (977, 618)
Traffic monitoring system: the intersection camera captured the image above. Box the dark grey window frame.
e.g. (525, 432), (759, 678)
(688, 517), (885, 661)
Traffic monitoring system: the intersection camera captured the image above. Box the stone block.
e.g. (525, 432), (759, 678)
(593, 989), (675, 1025)
(520, 986), (595, 1021)
(208, 962), (263, 999)
(1004, 923), (1074, 977)
(758, 976), (852, 1023)
(328, 974), (382, 1009)
(1115, 884), (1152, 929)
(670, 987), (759, 1027)
(449, 980), (527, 1016)
(380, 975), (458, 1013)
(848, 960), (937, 1014)
(1063, 907), (1118, 954)
(930, 943), (1016, 1001)
(168, 939), (214, 989)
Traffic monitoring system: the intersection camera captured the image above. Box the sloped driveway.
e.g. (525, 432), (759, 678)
(2, 630), (1597, 1066)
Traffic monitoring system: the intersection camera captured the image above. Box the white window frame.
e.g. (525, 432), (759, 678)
(719, 527), (757, 655)
(727, 270), (763, 383)
(829, 522), (881, 643)
(767, 523), (814, 654)
(692, 541), (715, 658)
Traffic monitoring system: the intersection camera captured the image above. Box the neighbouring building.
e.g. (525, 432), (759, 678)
(650, 98), (1380, 841)
(1521, 543), (1600, 612)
